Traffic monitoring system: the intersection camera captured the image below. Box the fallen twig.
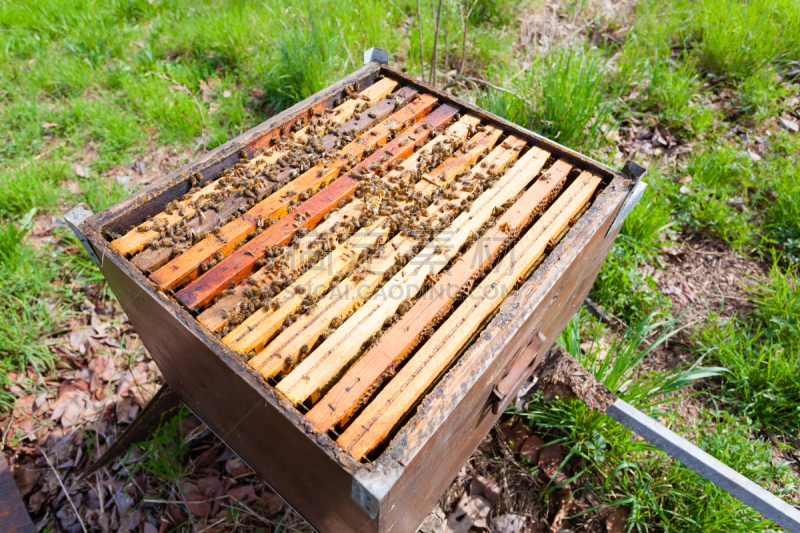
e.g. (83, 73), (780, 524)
(42, 449), (89, 533)
(456, 75), (527, 102)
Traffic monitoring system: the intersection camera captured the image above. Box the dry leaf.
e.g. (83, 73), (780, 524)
(28, 489), (48, 512)
(12, 459), (42, 497)
(444, 508), (472, 533)
(226, 484), (257, 504)
(450, 495), (491, 531)
(90, 354), (117, 382)
(42, 122), (59, 129)
(114, 489), (135, 516)
(69, 328), (95, 350)
(222, 89), (231, 98)
(261, 492), (285, 515)
(499, 419), (532, 452)
(198, 476), (224, 498)
(538, 445), (568, 486)
(14, 394), (35, 417)
(249, 87), (265, 98)
(419, 506), (446, 533)
(115, 396), (139, 424)
(605, 507), (629, 533)
(120, 508), (142, 533)
(491, 514), (525, 533)
(225, 457), (250, 478)
(520, 435), (545, 464)
(470, 475), (501, 506)
(73, 163), (89, 178)
(185, 492), (210, 518)
(59, 396), (86, 427)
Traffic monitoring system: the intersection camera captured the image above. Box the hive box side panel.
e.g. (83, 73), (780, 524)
(374, 179), (630, 533)
(86, 239), (375, 533)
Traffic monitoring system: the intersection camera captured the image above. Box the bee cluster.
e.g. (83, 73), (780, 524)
(116, 79), (378, 255)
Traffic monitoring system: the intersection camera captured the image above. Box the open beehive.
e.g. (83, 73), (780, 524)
(77, 58), (637, 533)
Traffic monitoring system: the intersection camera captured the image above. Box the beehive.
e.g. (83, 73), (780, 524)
(78, 59), (637, 533)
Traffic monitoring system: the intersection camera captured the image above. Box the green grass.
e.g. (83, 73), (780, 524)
(514, 312), (792, 532)
(758, 133), (800, 264)
(640, 50), (717, 135)
(692, 0), (800, 79)
(2, 0), (800, 530)
(477, 46), (615, 151)
(737, 69), (787, 122)
(590, 176), (672, 323)
(0, 227), (101, 409)
(695, 262), (800, 434)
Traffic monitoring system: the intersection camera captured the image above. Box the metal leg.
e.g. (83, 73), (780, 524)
(606, 399), (800, 533)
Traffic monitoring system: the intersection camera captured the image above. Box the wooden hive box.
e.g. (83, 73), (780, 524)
(75, 56), (643, 533)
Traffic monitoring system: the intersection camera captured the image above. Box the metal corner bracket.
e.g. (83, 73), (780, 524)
(351, 478), (380, 519)
(363, 47), (389, 66)
(64, 204), (102, 266)
(606, 161), (647, 237)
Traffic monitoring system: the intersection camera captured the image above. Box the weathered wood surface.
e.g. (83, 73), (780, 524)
(376, 178), (627, 533)
(194, 110), (478, 335)
(307, 159), (572, 431)
(196, 199), (366, 332)
(224, 219), (392, 353)
(85, 63), (635, 533)
(293, 77), (398, 142)
(339, 173), (602, 459)
(85, 231), (378, 533)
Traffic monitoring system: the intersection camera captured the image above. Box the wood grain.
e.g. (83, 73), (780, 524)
(338, 172), (602, 459)
(224, 219), (392, 354)
(307, 158), (571, 431)
(195, 114), (478, 332)
(110, 151), (283, 256)
(293, 77), (398, 142)
(196, 200), (366, 332)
